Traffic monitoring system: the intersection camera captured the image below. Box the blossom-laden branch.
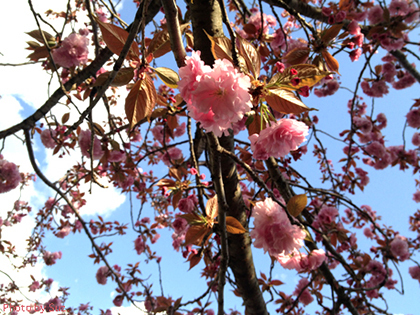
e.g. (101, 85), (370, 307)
(0, 0), (162, 140)
(24, 129), (141, 311)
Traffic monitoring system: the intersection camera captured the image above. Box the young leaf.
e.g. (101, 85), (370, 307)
(205, 195), (218, 220)
(93, 67), (134, 87)
(188, 253), (202, 270)
(154, 67), (180, 89)
(124, 74), (157, 130)
(268, 64), (330, 89)
(172, 190), (183, 209)
(225, 216), (246, 234)
(321, 24), (343, 45)
(321, 50), (340, 74)
(204, 31), (233, 62)
(184, 225), (210, 246)
(146, 29), (171, 59)
(95, 18), (140, 61)
(236, 35), (261, 78)
(26, 30), (55, 43)
(287, 194), (307, 217)
(282, 47), (311, 66)
(264, 88), (310, 115)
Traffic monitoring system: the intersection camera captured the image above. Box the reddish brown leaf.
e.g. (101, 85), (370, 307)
(95, 18), (139, 61)
(147, 29), (171, 59)
(61, 113), (70, 124)
(321, 24), (343, 45)
(236, 35), (261, 78)
(282, 47), (311, 66)
(26, 30), (55, 43)
(172, 191), (183, 209)
(225, 216), (246, 234)
(205, 195), (218, 220)
(188, 253), (202, 270)
(269, 280), (284, 286)
(179, 212), (204, 225)
(264, 88), (310, 115)
(155, 178), (176, 187)
(27, 46), (49, 61)
(247, 112), (266, 136)
(321, 50), (340, 74)
(93, 67), (134, 87)
(124, 74), (157, 130)
(184, 225), (210, 246)
(205, 31), (233, 62)
(268, 64), (330, 90)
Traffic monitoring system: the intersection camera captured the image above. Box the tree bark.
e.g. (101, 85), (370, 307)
(189, 1), (268, 313)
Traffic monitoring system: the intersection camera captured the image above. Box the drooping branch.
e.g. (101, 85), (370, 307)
(0, 0), (162, 140)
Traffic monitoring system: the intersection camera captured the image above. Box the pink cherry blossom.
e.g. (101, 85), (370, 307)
(29, 281), (40, 292)
(113, 295), (124, 307)
(376, 113), (388, 129)
(186, 58), (252, 137)
(393, 71), (416, 90)
(178, 195), (197, 213)
(250, 198), (305, 256)
(44, 297), (62, 312)
(350, 48), (362, 62)
(79, 129), (104, 160)
(293, 278), (314, 305)
(41, 129), (57, 149)
(314, 206), (339, 226)
(52, 33), (89, 68)
(389, 0), (410, 16)
(134, 236), (145, 254)
(406, 108), (420, 128)
(108, 150), (125, 163)
(365, 141), (386, 158)
(249, 119), (309, 160)
(368, 5), (384, 24)
(0, 156), (21, 194)
(172, 216), (188, 234)
(361, 80), (389, 97)
(314, 79), (340, 97)
(348, 20), (361, 36)
(43, 251), (62, 266)
(162, 147), (183, 166)
(56, 225), (71, 238)
(178, 51), (211, 104)
(412, 133), (420, 146)
(353, 116), (372, 134)
(277, 250), (304, 271)
(246, 8), (277, 37)
(390, 235), (410, 261)
(96, 266), (109, 285)
(409, 265), (420, 281)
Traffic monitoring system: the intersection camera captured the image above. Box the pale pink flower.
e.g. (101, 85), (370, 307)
(315, 206), (339, 226)
(96, 266), (109, 285)
(355, 167), (370, 186)
(108, 150), (125, 163)
(41, 129), (58, 149)
(364, 226), (375, 239)
(96, 8), (108, 22)
(151, 125), (169, 144)
(0, 156), (21, 194)
(405, 3), (420, 23)
(29, 281), (40, 292)
(162, 147), (183, 166)
(178, 51), (211, 104)
(56, 225), (71, 238)
(44, 297), (62, 312)
(365, 141), (386, 158)
(251, 198), (305, 256)
(314, 79), (339, 97)
(52, 33), (89, 68)
(412, 133), (420, 146)
(393, 71), (416, 90)
(174, 122), (186, 137)
(178, 195), (196, 213)
(348, 20), (361, 36)
(335, 11), (346, 23)
(382, 62), (397, 82)
(390, 235), (410, 260)
(350, 49), (362, 62)
(277, 250), (304, 271)
(389, 0), (410, 16)
(172, 216), (188, 234)
(361, 80), (388, 97)
(376, 113), (387, 129)
(353, 116), (372, 133)
(134, 236), (145, 254)
(368, 5), (384, 24)
(293, 278), (313, 305)
(380, 34), (405, 51)
(186, 58), (252, 137)
(272, 29), (286, 51)
(246, 8), (277, 37)
(249, 119), (308, 160)
(409, 265), (420, 281)
(43, 251), (62, 266)
(79, 129), (104, 160)
(406, 108), (420, 128)
(303, 249), (326, 270)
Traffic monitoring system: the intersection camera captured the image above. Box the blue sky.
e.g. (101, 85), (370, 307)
(1, 0), (419, 314)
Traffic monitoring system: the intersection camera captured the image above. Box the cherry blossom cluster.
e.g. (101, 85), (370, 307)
(52, 31), (89, 68)
(178, 51), (252, 137)
(0, 155), (21, 194)
(249, 119), (309, 160)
